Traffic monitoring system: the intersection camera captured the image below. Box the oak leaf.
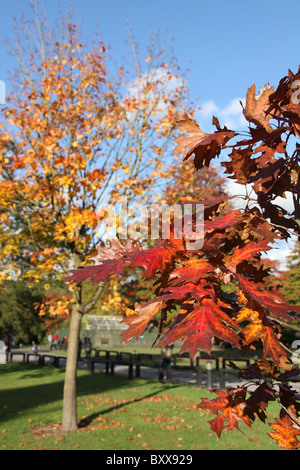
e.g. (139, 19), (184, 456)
(261, 324), (290, 370)
(236, 274), (300, 321)
(121, 300), (164, 343)
(64, 237), (179, 284)
(205, 210), (243, 232)
(157, 297), (240, 358)
(230, 240), (271, 269)
(268, 416), (300, 450)
(198, 388), (252, 438)
(174, 116), (235, 169)
(222, 146), (257, 184)
(168, 258), (214, 287)
(244, 382), (276, 423)
(242, 83), (275, 132)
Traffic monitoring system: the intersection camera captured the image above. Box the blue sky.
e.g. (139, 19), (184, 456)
(1, 0), (299, 112)
(0, 0), (299, 264)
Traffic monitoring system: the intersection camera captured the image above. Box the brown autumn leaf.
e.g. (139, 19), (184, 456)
(242, 83), (275, 132)
(244, 382), (276, 423)
(222, 145), (258, 185)
(174, 116), (235, 169)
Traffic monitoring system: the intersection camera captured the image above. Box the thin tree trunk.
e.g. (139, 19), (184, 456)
(62, 303), (82, 431)
(61, 282), (105, 432)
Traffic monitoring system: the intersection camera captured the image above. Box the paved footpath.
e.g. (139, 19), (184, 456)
(8, 349), (300, 392)
(8, 349), (245, 389)
(89, 361), (300, 392)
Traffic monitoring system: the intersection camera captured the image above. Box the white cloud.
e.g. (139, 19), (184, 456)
(197, 97), (247, 131)
(197, 100), (219, 119)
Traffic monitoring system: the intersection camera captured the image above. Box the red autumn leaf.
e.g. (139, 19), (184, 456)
(156, 282), (214, 304)
(205, 210), (243, 232)
(198, 388), (252, 438)
(65, 238), (179, 284)
(230, 240), (271, 268)
(120, 283), (216, 348)
(128, 243), (179, 280)
(174, 116), (235, 169)
(168, 257), (214, 286)
(157, 297), (240, 358)
(236, 274), (300, 321)
(261, 324), (290, 369)
(268, 416), (300, 450)
(64, 236), (138, 283)
(121, 300), (164, 343)
(64, 257), (127, 284)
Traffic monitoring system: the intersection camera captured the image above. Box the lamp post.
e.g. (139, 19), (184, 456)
(206, 360), (213, 389)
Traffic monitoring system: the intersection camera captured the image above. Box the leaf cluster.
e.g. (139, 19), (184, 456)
(66, 67), (300, 449)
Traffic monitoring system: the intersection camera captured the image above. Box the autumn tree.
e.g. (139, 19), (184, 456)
(0, 1), (192, 431)
(280, 241), (300, 306)
(67, 68), (300, 449)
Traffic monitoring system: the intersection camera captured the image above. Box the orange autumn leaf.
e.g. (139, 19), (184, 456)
(268, 417), (300, 450)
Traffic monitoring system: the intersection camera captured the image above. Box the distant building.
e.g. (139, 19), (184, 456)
(86, 315), (127, 331)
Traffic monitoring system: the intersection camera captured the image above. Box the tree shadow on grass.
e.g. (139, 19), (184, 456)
(78, 384), (184, 428)
(0, 363), (184, 427)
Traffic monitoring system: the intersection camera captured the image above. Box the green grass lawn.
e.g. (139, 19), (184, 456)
(0, 363), (281, 450)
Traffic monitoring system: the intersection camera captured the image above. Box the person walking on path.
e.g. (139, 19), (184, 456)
(159, 345), (174, 383)
(47, 333), (53, 350)
(84, 337), (92, 359)
(53, 334), (59, 350)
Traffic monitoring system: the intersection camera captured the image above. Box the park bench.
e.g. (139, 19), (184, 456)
(82, 349), (119, 374)
(7, 348), (257, 390)
(135, 353), (162, 378)
(82, 351), (134, 378)
(109, 351), (134, 378)
(40, 354), (66, 367)
(93, 349), (119, 360)
(9, 351), (26, 363)
(172, 352), (195, 370)
(25, 353), (42, 364)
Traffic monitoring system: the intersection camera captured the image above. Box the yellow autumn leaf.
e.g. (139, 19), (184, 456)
(125, 307), (136, 316)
